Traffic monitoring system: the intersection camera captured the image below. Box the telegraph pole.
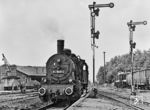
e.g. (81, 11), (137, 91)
(103, 51), (106, 83)
(127, 20), (147, 95)
(88, 2), (114, 85)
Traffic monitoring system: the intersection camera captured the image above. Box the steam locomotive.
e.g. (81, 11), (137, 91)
(38, 40), (89, 103)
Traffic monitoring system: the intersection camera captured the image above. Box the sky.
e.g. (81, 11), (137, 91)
(0, 0), (150, 81)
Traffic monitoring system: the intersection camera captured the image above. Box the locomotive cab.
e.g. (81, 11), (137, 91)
(115, 72), (128, 88)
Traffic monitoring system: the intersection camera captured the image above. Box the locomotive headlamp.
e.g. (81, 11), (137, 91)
(65, 87), (73, 95)
(69, 78), (73, 83)
(123, 79), (127, 82)
(57, 59), (61, 63)
(38, 87), (46, 96)
(44, 78), (47, 82)
(42, 78), (47, 83)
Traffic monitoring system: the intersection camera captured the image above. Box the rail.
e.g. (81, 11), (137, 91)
(97, 89), (149, 110)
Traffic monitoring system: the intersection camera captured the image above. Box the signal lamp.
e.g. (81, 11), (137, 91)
(132, 42), (136, 48)
(94, 31), (100, 39)
(143, 21), (147, 25)
(94, 8), (99, 16)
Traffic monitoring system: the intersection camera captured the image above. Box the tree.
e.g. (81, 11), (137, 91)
(96, 67), (105, 84)
(96, 49), (150, 84)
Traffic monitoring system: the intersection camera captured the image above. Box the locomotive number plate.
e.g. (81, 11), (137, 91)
(52, 70), (65, 74)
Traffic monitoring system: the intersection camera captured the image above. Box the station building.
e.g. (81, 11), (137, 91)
(0, 64), (46, 91)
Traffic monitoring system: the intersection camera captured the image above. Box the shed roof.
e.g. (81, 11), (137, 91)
(17, 66), (46, 76)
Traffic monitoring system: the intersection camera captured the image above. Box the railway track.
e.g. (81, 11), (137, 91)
(0, 91), (83, 110)
(38, 92), (90, 110)
(97, 89), (150, 110)
(0, 92), (40, 109)
(2, 89), (149, 110)
(37, 101), (71, 110)
(99, 88), (150, 106)
(0, 92), (38, 103)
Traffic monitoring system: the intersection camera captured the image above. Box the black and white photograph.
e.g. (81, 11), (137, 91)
(0, 0), (150, 109)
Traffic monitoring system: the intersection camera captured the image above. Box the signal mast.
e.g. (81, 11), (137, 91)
(88, 2), (114, 85)
(127, 20), (147, 95)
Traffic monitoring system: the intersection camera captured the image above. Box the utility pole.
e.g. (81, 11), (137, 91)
(127, 20), (147, 95)
(88, 2), (114, 85)
(103, 51), (106, 83)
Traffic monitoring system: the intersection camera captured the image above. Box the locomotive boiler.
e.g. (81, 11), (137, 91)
(38, 40), (89, 103)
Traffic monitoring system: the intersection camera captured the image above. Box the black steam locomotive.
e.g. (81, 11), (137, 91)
(38, 40), (89, 103)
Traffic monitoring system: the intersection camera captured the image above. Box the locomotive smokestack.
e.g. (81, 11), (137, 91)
(57, 39), (64, 54)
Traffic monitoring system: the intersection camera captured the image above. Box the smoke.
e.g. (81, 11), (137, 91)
(0, 0), (64, 41)
(0, 0), (65, 65)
